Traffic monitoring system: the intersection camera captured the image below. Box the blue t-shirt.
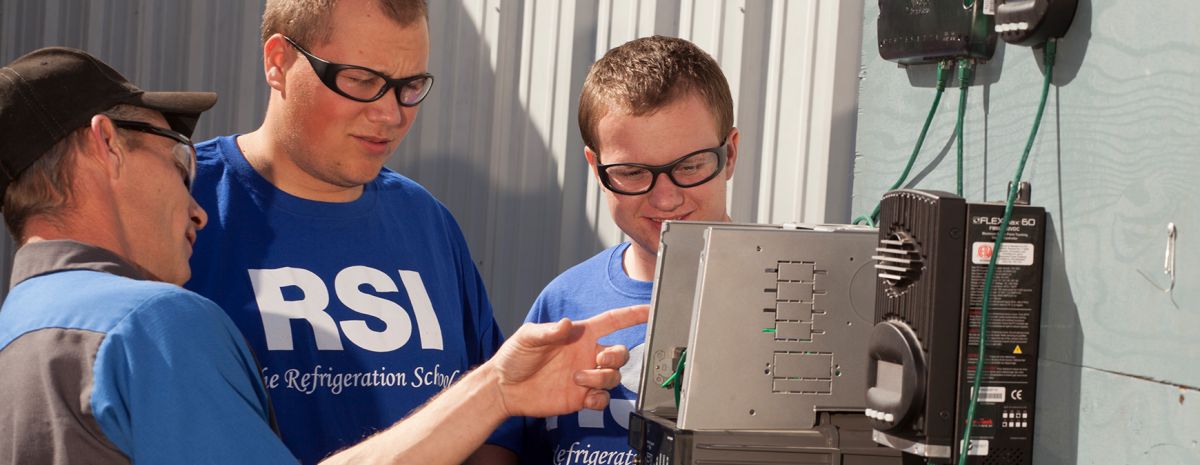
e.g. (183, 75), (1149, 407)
(521, 242), (650, 465)
(186, 135), (516, 464)
(0, 268), (295, 464)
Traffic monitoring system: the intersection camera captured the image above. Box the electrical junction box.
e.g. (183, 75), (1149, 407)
(865, 190), (1046, 464)
(630, 221), (900, 465)
(878, 0), (997, 64)
(995, 0), (1078, 46)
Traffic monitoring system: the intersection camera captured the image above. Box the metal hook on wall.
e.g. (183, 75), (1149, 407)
(1138, 223), (1176, 293)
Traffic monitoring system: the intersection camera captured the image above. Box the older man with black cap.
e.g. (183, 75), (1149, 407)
(0, 46), (292, 463)
(0, 47), (645, 465)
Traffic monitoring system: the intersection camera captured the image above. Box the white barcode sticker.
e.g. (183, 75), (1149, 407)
(983, 0), (996, 15)
(968, 439), (990, 456)
(978, 386), (1006, 403)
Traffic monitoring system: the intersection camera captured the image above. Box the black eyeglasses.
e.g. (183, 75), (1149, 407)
(594, 139), (729, 195)
(283, 35), (434, 107)
(111, 119), (197, 192)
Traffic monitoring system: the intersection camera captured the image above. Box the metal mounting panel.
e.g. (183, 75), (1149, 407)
(678, 226), (879, 430)
(638, 221), (779, 415)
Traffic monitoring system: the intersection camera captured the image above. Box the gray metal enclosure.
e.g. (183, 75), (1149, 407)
(0, 0), (864, 332)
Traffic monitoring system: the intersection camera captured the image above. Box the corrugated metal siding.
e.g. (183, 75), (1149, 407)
(0, 0), (862, 332)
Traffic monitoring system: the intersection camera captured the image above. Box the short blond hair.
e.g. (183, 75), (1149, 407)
(579, 36), (734, 157)
(261, 0), (428, 47)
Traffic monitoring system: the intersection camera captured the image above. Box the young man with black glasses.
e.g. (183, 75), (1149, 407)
(518, 36), (740, 465)
(183, 0), (521, 463)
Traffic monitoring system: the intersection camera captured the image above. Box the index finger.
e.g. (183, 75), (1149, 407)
(579, 304), (649, 337)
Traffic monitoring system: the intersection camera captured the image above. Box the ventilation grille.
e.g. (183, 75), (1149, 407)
(980, 447), (1025, 465)
(873, 231), (923, 290)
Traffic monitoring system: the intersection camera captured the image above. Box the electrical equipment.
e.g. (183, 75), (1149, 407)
(995, 0), (1078, 45)
(878, 0), (997, 64)
(866, 189), (1046, 464)
(630, 221), (900, 465)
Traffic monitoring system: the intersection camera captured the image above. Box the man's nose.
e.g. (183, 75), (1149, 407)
(646, 173), (684, 210)
(190, 197), (208, 231)
(364, 87), (406, 126)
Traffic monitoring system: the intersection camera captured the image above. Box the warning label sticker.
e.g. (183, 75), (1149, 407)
(972, 242), (1035, 266)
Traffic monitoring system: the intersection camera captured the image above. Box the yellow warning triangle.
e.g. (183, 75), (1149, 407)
(1013, 345), (1023, 355)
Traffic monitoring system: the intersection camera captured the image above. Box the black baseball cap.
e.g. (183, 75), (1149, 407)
(0, 46), (217, 195)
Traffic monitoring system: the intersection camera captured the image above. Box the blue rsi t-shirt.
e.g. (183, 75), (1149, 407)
(521, 242), (650, 465)
(186, 135), (516, 464)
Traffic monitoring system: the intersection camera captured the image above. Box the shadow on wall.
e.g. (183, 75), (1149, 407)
(1033, 1), (1092, 450)
(1043, 0), (1092, 87)
(1032, 216), (1084, 464)
(383, 1), (606, 334)
(409, 152), (605, 334)
(0, 1), (271, 144)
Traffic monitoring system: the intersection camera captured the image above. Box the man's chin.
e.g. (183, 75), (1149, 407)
(325, 166), (386, 189)
(628, 237), (660, 257)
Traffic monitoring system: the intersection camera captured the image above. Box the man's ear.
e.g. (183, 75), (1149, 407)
(584, 146), (602, 182)
(86, 114), (125, 182)
(263, 34), (292, 92)
(723, 127), (739, 181)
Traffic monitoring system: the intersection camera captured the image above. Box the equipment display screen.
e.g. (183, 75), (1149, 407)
(876, 360), (903, 394)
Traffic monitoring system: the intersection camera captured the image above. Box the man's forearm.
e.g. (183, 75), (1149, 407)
(319, 365), (509, 465)
(316, 307), (646, 464)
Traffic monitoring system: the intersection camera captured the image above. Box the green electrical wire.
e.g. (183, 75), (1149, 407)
(954, 59), (974, 197)
(853, 61), (951, 228)
(957, 40), (1056, 465)
(659, 348), (688, 408)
